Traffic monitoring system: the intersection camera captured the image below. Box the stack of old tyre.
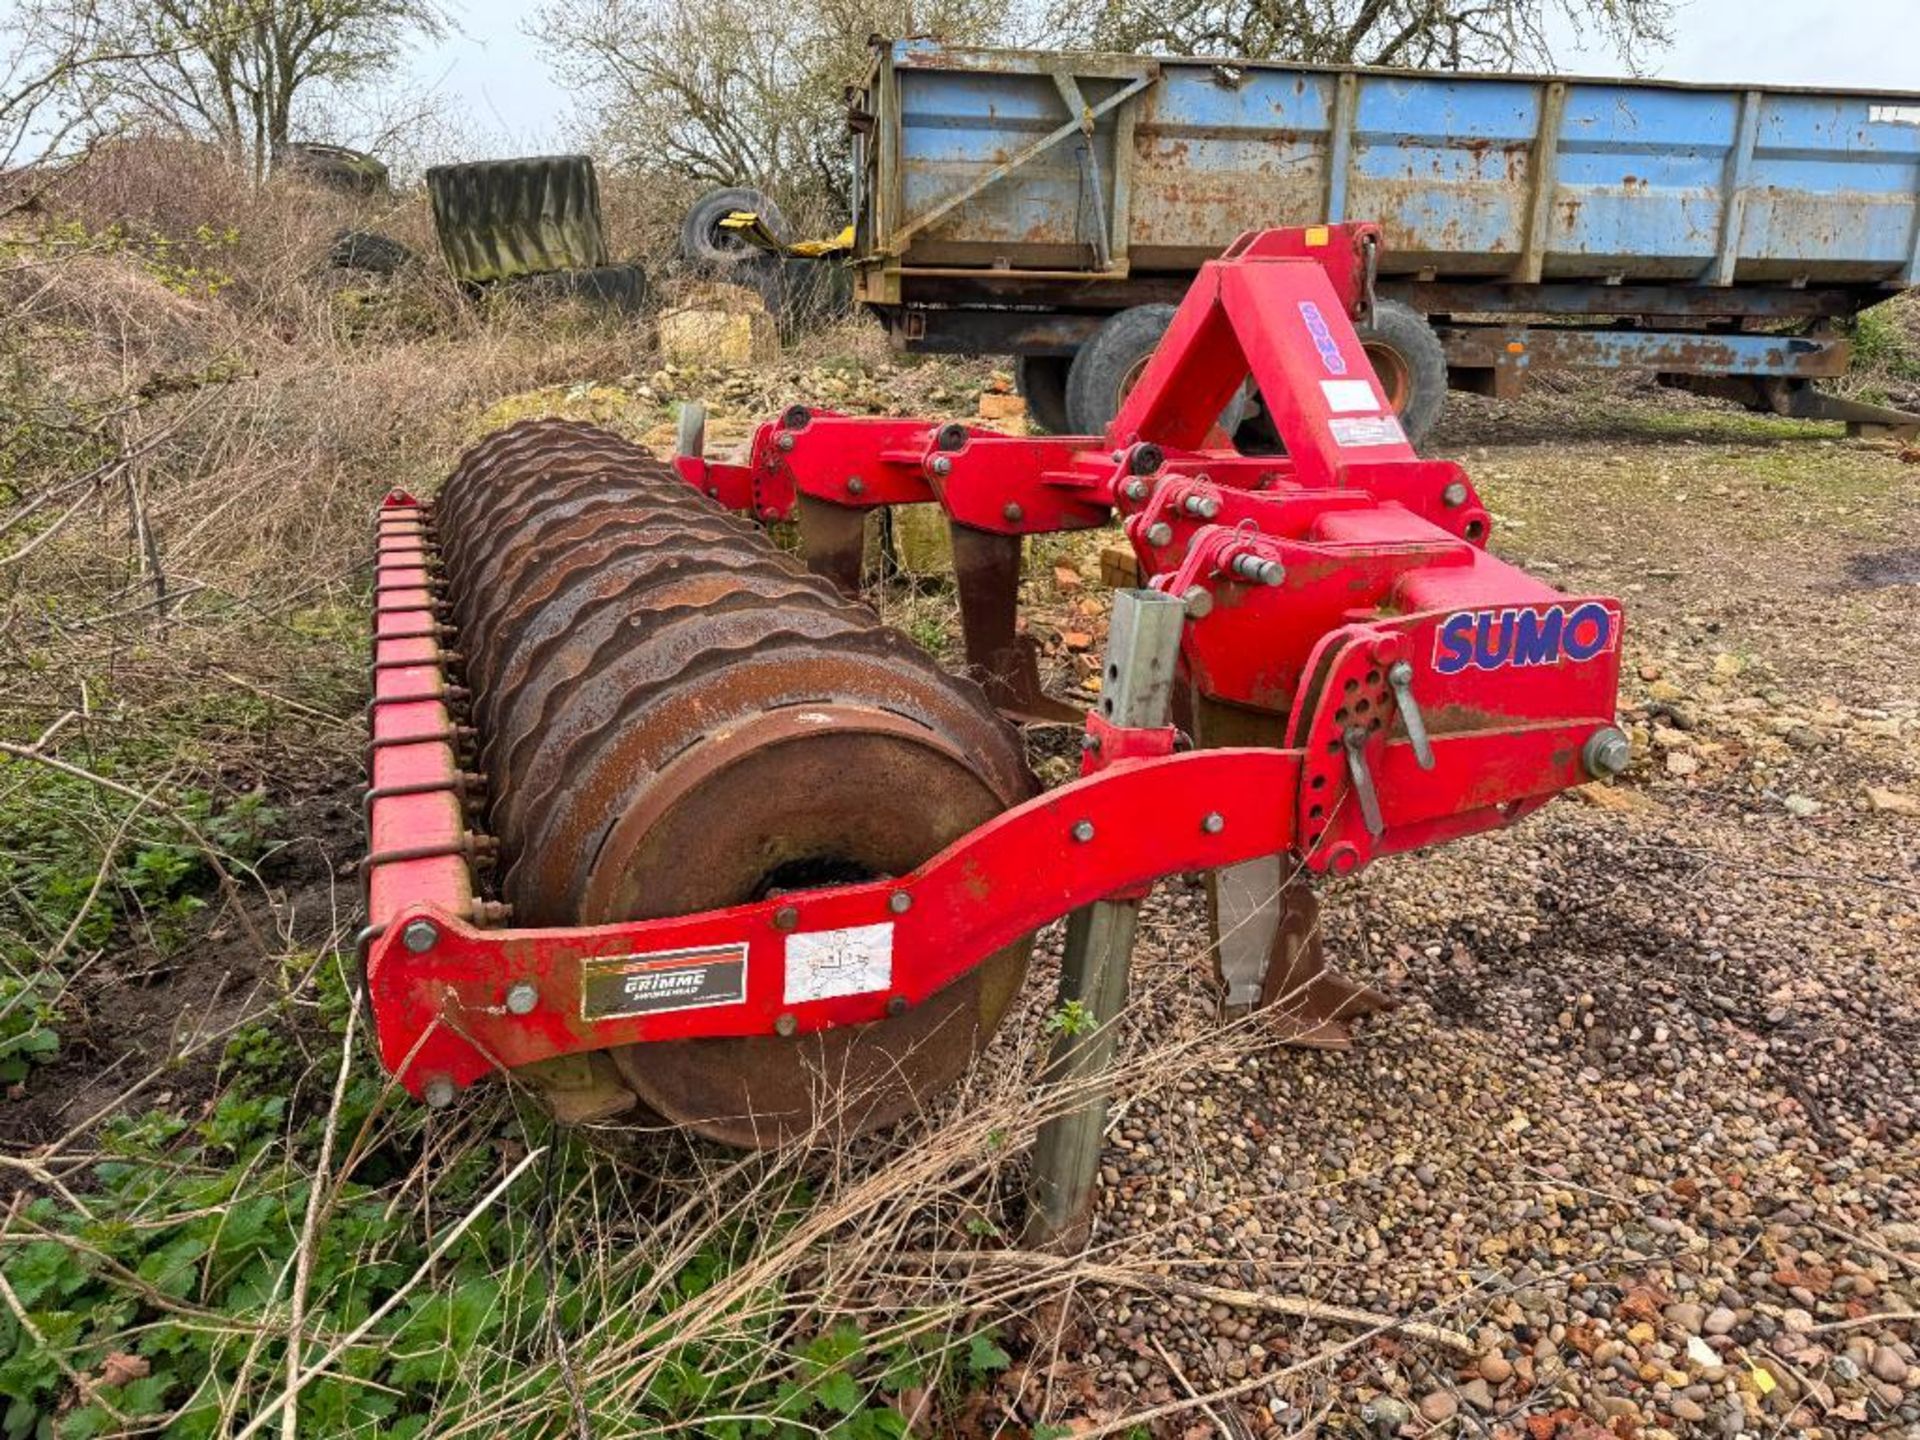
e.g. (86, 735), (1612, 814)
(425, 154), (647, 311)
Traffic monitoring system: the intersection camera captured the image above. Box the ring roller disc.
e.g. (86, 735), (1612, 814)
(436, 419), (1036, 1147)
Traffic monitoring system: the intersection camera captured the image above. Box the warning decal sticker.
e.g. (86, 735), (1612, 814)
(580, 943), (749, 1020)
(784, 922), (894, 1004)
(1328, 415), (1407, 448)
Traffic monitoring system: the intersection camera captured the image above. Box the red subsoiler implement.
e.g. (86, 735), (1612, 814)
(362, 224), (1627, 1151)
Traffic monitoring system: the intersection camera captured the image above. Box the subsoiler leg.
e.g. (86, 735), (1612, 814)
(949, 522), (1081, 724)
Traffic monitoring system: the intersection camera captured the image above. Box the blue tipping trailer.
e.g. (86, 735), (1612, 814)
(845, 40), (1920, 439)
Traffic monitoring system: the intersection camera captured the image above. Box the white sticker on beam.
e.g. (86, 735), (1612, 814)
(784, 922), (894, 1004)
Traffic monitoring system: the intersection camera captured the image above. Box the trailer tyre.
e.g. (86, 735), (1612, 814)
(1066, 305), (1173, 435)
(681, 187), (788, 267)
(1066, 306), (1252, 438)
(1355, 299), (1446, 445)
(1014, 356), (1072, 433)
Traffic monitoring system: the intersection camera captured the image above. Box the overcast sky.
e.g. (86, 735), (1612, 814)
(405, 0), (1920, 156)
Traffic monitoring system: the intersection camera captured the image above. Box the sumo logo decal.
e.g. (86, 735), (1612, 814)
(1296, 301), (1349, 375)
(1433, 602), (1617, 675)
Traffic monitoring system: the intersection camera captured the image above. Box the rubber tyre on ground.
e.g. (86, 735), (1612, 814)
(500, 263), (648, 313)
(426, 155), (609, 284)
(680, 187), (788, 268)
(1014, 355), (1072, 434)
(1354, 298), (1447, 445)
(327, 229), (414, 275)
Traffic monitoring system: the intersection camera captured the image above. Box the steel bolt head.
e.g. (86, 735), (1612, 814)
(774, 1012), (798, 1037)
(928, 454), (952, 478)
(847, 476), (866, 495)
(1183, 586), (1214, 619)
(401, 919), (439, 954)
(1202, 811), (1225, 834)
(1121, 478), (1150, 503)
(1070, 819), (1096, 843)
(1441, 480), (1469, 508)
(773, 905), (800, 932)
(888, 891), (912, 914)
(1002, 501), (1024, 523)
(422, 1076), (455, 1109)
(1582, 726), (1632, 779)
(1388, 660), (1413, 686)
(1145, 521), (1173, 547)
(505, 982), (538, 1015)
(776, 432), (796, 452)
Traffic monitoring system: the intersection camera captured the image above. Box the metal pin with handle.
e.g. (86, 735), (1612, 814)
(1342, 725), (1385, 838)
(1387, 660), (1435, 770)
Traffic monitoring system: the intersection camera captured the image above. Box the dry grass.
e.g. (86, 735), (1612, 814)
(0, 141), (1439, 1437)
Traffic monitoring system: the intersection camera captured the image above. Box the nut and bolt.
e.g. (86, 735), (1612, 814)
(772, 904), (800, 932)
(1388, 660), (1413, 687)
(401, 919), (440, 954)
(1129, 443), (1164, 476)
(1002, 501), (1024, 523)
(775, 432), (796, 452)
(1145, 520), (1174, 547)
(1183, 586), (1215, 619)
(928, 455), (953, 478)
(1229, 553), (1286, 586)
(1080, 732), (1102, 753)
(1582, 726), (1632, 779)
(1441, 480), (1469, 508)
(774, 1013), (799, 1037)
(505, 982), (538, 1016)
(847, 476), (866, 496)
(1070, 819), (1096, 843)
(422, 1076), (456, 1109)
(1121, 477), (1152, 504)
(1201, 811), (1225, 834)
(1181, 494), (1221, 519)
(888, 891), (912, 914)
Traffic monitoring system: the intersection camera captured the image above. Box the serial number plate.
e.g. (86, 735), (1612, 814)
(579, 943), (749, 1020)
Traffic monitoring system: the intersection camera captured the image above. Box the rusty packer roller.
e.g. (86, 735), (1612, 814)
(427, 419), (1034, 1145)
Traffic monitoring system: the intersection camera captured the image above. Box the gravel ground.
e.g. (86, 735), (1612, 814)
(1003, 389), (1920, 1438)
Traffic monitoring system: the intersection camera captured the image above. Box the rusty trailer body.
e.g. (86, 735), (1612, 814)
(849, 40), (1920, 435)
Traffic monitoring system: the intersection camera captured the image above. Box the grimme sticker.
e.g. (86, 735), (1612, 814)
(784, 922), (894, 1005)
(580, 943), (748, 1020)
(1328, 415), (1407, 448)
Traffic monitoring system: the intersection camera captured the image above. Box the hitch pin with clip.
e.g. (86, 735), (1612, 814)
(1386, 661), (1436, 770)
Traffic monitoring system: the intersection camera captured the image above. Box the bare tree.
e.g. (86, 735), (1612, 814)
(1059, 0), (1671, 70)
(27, 0), (447, 178)
(532, 0), (1012, 223)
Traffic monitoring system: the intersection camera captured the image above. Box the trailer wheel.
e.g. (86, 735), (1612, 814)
(1066, 306), (1254, 439)
(681, 187), (788, 267)
(1355, 299), (1446, 445)
(1014, 356), (1072, 433)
